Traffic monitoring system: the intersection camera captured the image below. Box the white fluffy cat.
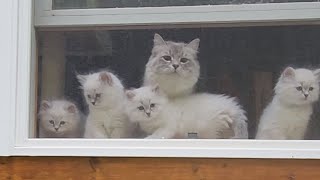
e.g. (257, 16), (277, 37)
(38, 100), (82, 138)
(77, 70), (133, 138)
(125, 86), (245, 139)
(256, 67), (320, 140)
(144, 33), (200, 98)
(143, 33), (248, 138)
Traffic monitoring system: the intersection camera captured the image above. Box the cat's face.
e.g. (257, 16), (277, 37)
(275, 67), (320, 105)
(147, 34), (200, 78)
(39, 100), (79, 134)
(77, 71), (114, 108)
(125, 86), (168, 123)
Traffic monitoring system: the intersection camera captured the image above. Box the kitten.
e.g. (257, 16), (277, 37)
(38, 100), (82, 138)
(125, 86), (242, 139)
(125, 86), (176, 139)
(256, 67), (320, 140)
(144, 33), (200, 98)
(77, 70), (133, 138)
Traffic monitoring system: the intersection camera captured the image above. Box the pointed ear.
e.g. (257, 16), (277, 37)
(125, 90), (135, 100)
(313, 69), (320, 81)
(152, 85), (160, 94)
(186, 38), (200, 51)
(153, 33), (166, 46)
(66, 104), (76, 114)
(281, 67), (295, 80)
(76, 74), (87, 85)
(99, 72), (113, 85)
(40, 100), (51, 111)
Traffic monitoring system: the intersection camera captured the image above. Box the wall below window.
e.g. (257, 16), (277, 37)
(1, 157), (320, 179)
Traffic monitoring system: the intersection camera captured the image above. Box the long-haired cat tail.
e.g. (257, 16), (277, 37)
(77, 70), (134, 138)
(144, 33), (200, 99)
(38, 100), (82, 138)
(256, 67), (320, 140)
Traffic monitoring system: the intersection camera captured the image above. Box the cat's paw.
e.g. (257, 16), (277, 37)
(218, 114), (233, 129)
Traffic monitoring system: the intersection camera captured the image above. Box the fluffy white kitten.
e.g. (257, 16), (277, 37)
(77, 71), (133, 138)
(125, 86), (176, 139)
(144, 33), (200, 98)
(38, 100), (82, 138)
(256, 67), (320, 140)
(125, 86), (244, 139)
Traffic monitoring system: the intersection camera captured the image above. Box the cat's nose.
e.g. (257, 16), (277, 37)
(304, 94), (309, 98)
(172, 64), (179, 70)
(91, 101), (96, 105)
(146, 112), (151, 117)
(54, 127), (59, 131)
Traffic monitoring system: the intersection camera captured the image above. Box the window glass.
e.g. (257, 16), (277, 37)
(36, 25), (320, 140)
(52, 0), (319, 9)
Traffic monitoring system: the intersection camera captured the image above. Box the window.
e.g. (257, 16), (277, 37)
(6, 0), (320, 157)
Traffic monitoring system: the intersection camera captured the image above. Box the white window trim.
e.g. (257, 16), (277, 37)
(35, 0), (320, 27)
(5, 0), (320, 158)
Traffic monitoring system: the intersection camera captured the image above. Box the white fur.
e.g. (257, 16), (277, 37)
(256, 67), (320, 140)
(77, 71), (133, 138)
(125, 86), (247, 139)
(125, 86), (176, 139)
(144, 33), (200, 98)
(38, 100), (82, 138)
(172, 93), (247, 139)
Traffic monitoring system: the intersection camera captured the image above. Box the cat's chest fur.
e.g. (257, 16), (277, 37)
(274, 105), (311, 137)
(152, 73), (195, 97)
(139, 118), (165, 135)
(89, 106), (125, 127)
(260, 101), (313, 139)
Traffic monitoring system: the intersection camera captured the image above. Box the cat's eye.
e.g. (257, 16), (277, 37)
(49, 120), (54, 124)
(138, 106), (144, 111)
(60, 121), (66, 125)
(96, 93), (101, 98)
(309, 87), (314, 91)
(296, 86), (303, 91)
(180, 58), (189, 63)
(87, 95), (91, 98)
(162, 55), (172, 61)
(150, 103), (155, 108)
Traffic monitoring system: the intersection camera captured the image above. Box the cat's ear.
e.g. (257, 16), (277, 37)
(281, 67), (295, 80)
(186, 38), (200, 51)
(76, 74), (87, 85)
(152, 85), (160, 94)
(66, 104), (76, 114)
(99, 72), (113, 85)
(40, 100), (51, 111)
(154, 33), (166, 46)
(125, 90), (135, 100)
(313, 69), (320, 81)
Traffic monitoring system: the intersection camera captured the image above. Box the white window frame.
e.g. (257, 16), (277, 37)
(4, 0), (320, 158)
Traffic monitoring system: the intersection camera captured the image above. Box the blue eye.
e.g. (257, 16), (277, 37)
(309, 87), (314, 91)
(60, 121), (65, 125)
(150, 103), (155, 108)
(296, 86), (303, 91)
(138, 106), (144, 111)
(49, 120), (54, 124)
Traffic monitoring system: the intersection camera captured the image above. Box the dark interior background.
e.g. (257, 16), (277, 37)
(38, 25), (320, 139)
